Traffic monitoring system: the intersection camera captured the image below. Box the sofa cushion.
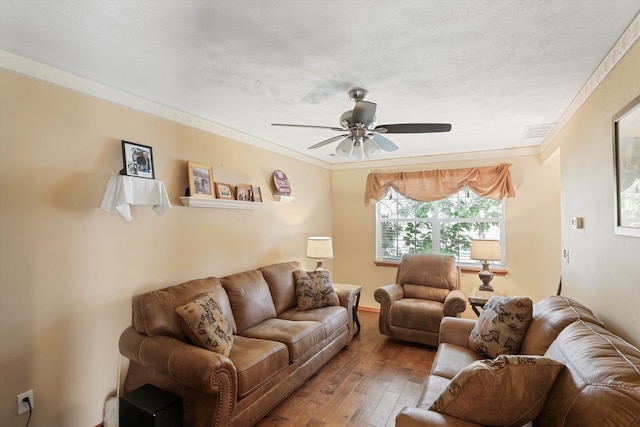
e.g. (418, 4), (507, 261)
(402, 285), (449, 303)
(390, 299), (444, 333)
(430, 355), (564, 426)
(240, 318), (325, 363)
(228, 335), (289, 398)
(415, 375), (453, 410)
(259, 261), (303, 315)
(469, 295), (533, 358)
(132, 277), (236, 340)
(221, 269), (277, 333)
(278, 305), (348, 339)
(293, 270), (339, 311)
(538, 321), (640, 426)
(520, 295), (605, 355)
(430, 343), (485, 380)
(175, 293), (234, 357)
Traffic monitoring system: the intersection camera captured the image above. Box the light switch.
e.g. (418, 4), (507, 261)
(571, 217), (583, 229)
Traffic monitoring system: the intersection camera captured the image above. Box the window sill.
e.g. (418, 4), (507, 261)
(373, 260), (507, 276)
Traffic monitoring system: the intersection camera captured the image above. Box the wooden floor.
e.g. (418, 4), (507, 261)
(255, 310), (436, 427)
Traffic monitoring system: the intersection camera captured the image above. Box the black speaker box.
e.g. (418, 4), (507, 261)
(119, 383), (182, 427)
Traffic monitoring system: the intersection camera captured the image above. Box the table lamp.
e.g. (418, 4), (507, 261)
(306, 236), (333, 270)
(470, 239), (502, 291)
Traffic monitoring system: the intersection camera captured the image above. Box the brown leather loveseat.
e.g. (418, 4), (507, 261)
(396, 295), (640, 426)
(119, 261), (359, 426)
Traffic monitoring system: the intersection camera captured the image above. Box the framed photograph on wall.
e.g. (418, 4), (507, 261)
(121, 140), (154, 179)
(235, 185), (251, 201)
(215, 182), (234, 200)
(613, 94), (640, 237)
(251, 185), (263, 202)
(188, 162), (214, 199)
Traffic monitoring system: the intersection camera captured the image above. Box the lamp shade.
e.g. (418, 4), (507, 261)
(470, 239), (502, 261)
(306, 237), (333, 259)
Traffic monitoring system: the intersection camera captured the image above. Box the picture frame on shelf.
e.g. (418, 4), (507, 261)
(235, 185), (251, 201)
(612, 94), (640, 237)
(215, 182), (234, 200)
(251, 185), (262, 202)
(187, 162), (214, 199)
(121, 140), (154, 179)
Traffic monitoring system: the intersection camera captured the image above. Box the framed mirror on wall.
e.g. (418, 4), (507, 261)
(613, 95), (640, 237)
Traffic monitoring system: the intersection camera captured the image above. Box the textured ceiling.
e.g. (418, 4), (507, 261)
(1, 1), (639, 165)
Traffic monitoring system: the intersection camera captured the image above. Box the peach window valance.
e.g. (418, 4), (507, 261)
(364, 163), (516, 205)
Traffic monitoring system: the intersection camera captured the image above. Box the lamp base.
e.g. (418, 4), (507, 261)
(478, 261), (494, 292)
(478, 283), (494, 292)
(315, 259), (324, 270)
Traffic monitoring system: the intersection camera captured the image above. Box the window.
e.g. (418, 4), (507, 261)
(376, 187), (505, 266)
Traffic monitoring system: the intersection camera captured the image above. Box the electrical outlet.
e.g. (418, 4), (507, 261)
(17, 390), (34, 415)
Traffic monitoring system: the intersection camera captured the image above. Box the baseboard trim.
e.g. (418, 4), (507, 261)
(359, 306), (379, 313)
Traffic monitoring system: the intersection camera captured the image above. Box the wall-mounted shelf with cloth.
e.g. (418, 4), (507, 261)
(100, 175), (171, 222)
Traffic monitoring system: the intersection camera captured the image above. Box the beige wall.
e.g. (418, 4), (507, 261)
(0, 71), (332, 427)
(330, 153), (562, 316)
(548, 39), (640, 347)
(1, 37), (638, 427)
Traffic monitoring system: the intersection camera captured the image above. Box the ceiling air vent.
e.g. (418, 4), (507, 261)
(523, 123), (555, 139)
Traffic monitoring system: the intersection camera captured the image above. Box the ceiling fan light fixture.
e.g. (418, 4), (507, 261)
(352, 142), (364, 162)
(363, 137), (381, 158)
(335, 138), (354, 158)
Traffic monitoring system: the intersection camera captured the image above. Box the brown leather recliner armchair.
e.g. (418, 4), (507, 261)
(374, 254), (467, 347)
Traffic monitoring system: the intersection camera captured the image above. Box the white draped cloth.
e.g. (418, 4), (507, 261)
(100, 175), (171, 222)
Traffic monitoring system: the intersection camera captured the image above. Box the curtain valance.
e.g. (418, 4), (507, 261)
(364, 163), (516, 205)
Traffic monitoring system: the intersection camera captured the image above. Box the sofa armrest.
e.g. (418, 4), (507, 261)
(334, 284), (359, 340)
(120, 327), (237, 399)
(438, 317), (477, 347)
(374, 284), (403, 306)
(396, 407), (484, 427)
(443, 289), (467, 317)
(374, 284), (403, 335)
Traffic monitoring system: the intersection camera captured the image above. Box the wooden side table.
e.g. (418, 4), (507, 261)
(333, 283), (362, 337)
(468, 290), (494, 317)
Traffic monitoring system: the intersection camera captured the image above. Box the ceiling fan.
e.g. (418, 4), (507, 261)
(272, 88), (451, 161)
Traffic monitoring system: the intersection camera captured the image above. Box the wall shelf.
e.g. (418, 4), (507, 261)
(180, 197), (263, 210)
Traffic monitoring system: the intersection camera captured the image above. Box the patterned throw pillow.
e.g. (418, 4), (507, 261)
(469, 295), (533, 358)
(430, 355), (564, 426)
(175, 293), (234, 357)
(293, 270), (340, 311)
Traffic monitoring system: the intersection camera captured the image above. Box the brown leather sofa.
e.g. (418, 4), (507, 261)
(118, 261), (359, 427)
(395, 295), (640, 426)
(374, 254), (467, 347)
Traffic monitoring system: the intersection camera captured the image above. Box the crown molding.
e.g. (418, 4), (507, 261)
(0, 49), (332, 169)
(539, 12), (640, 160)
(4, 5), (637, 175)
(330, 146), (541, 171)
(1, 49), (529, 171)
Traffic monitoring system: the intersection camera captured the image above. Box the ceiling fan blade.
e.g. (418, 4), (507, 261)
(308, 134), (350, 149)
(375, 123), (452, 133)
(371, 134), (399, 152)
(272, 123), (344, 131)
(352, 101), (377, 127)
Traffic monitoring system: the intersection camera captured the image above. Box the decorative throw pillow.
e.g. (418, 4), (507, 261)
(430, 355), (564, 426)
(293, 270), (339, 311)
(469, 295), (533, 358)
(175, 293), (234, 357)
